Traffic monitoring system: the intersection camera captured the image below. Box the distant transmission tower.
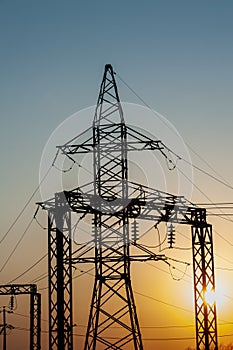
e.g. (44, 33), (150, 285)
(39, 64), (218, 350)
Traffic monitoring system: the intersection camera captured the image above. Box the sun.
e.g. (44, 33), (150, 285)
(204, 284), (225, 308)
(204, 287), (216, 306)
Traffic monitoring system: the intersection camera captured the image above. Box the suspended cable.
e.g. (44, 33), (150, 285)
(7, 253), (48, 284)
(0, 204), (50, 274)
(0, 217), (34, 273)
(11, 309), (233, 330)
(146, 261), (192, 285)
(180, 156), (233, 191)
(73, 267), (94, 280)
(139, 225), (167, 250)
(177, 228), (233, 266)
(52, 160), (75, 173)
(13, 325), (233, 341)
(177, 166), (233, 224)
(14, 326), (49, 334)
(214, 228), (233, 247)
(30, 272), (48, 284)
(116, 72), (233, 191)
(53, 148), (93, 176)
(33, 205), (47, 230)
(168, 263), (189, 281)
(134, 290), (192, 313)
(38, 286), (48, 291)
(37, 266), (95, 292)
(168, 246), (192, 251)
(216, 267), (233, 271)
(167, 256), (190, 266)
(33, 215), (47, 230)
(0, 165), (52, 246)
(215, 252), (233, 265)
(13, 311), (48, 323)
(188, 144), (232, 187)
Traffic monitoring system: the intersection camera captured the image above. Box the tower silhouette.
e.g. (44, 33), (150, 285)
(39, 64), (218, 350)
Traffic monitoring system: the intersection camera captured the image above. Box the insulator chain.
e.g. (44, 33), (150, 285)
(167, 223), (175, 248)
(131, 220), (139, 243)
(8, 295), (15, 311)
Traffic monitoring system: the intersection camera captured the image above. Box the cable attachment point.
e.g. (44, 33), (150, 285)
(166, 151), (180, 171)
(34, 205), (47, 230)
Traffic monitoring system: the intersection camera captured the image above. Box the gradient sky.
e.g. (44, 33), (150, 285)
(1, 1), (233, 349)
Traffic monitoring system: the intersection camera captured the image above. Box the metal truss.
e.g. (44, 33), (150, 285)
(47, 193), (73, 350)
(0, 284), (41, 350)
(86, 65), (142, 349)
(38, 64), (218, 350)
(191, 209), (218, 350)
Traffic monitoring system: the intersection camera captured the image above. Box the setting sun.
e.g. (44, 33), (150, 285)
(204, 286), (216, 306)
(204, 284), (226, 309)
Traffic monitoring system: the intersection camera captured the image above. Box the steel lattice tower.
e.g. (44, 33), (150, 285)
(47, 195), (73, 350)
(0, 284), (41, 350)
(39, 64), (218, 350)
(85, 64), (143, 349)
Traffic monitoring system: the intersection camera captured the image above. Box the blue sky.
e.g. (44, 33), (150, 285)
(1, 0), (233, 169)
(0, 1), (233, 349)
(0, 0), (232, 209)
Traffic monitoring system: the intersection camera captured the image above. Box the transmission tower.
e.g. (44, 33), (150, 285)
(0, 284), (41, 350)
(39, 64), (218, 350)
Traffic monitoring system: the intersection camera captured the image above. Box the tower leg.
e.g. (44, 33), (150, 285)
(84, 214), (143, 350)
(191, 209), (218, 350)
(48, 193), (73, 350)
(30, 292), (41, 350)
(84, 277), (143, 350)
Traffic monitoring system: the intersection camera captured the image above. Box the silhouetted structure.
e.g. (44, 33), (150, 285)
(0, 284), (41, 350)
(39, 64), (218, 350)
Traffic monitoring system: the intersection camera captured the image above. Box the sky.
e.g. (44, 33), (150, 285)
(0, 1), (233, 349)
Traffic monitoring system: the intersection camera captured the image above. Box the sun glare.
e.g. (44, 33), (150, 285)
(204, 287), (216, 306)
(204, 285), (225, 308)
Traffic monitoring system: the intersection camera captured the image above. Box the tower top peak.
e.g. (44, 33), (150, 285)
(93, 64), (124, 126)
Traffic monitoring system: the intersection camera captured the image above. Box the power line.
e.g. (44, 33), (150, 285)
(53, 149), (93, 176)
(0, 217), (34, 273)
(25, 236), (233, 309)
(179, 156), (233, 191)
(146, 249), (233, 304)
(116, 72), (233, 192)
(30, 272), (48, 284)
(115, 72), (233, 300)
(187, 145), (232, 187)
(0, 165), (52, 246)
(13, 326), (48, 334)
(11, 247), (233, 342)
(12, 311), (48, 323)
(116, 71), (233, 239)
(177, 166), (233, 224)
(9, 309), (233, 330)
(8, 219), (233, 316)
(4, 69), (232, 349)
(217, 267), (233, 271)
(177, 228), (233, 267)
(13, 325), (233, 341)
(37, 266), (96, 291)
(214, 228), (233, 248)
(7, 253), (48, 284)
(134, 290), (192, 314)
